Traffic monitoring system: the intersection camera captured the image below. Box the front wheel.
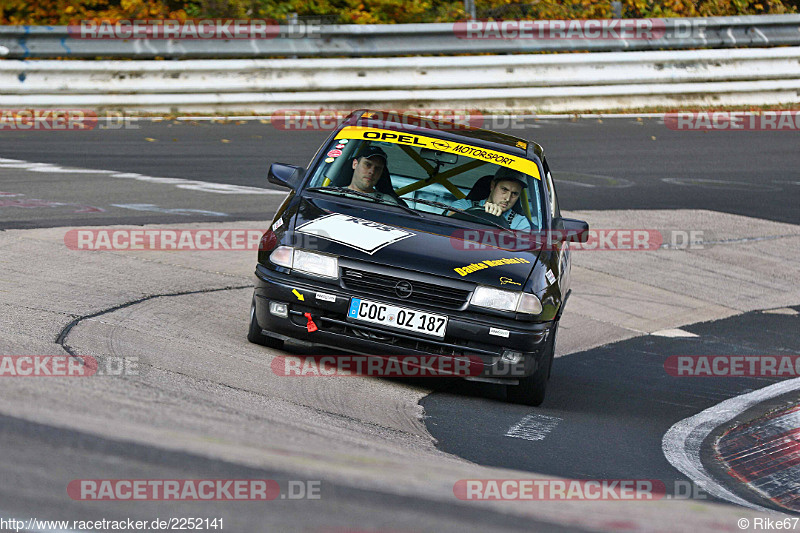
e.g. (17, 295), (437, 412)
(506, 322), (558, 406)
(248, 295), (284, 349)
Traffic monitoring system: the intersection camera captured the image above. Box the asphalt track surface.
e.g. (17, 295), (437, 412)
(0, 415), (561, 533)
(422, 305), (800, 513)
(1, 118), (799, 530)
(1, 117), (799, 228)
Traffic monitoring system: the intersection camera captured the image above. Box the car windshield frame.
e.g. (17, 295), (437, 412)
(301, 129), (547, 233)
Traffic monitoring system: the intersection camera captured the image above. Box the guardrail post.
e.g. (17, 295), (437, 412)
(464, 0), (476, 20)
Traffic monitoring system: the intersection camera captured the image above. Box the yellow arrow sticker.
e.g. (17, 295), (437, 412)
(292, 289), (305, 301)
(335, 126), (540, 180)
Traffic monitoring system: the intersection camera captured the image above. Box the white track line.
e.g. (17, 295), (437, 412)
(662, 377), (800, 512)
(651, 328), (699, 338)
(0, 157), (285, 195)
(505, 414), (562, 441)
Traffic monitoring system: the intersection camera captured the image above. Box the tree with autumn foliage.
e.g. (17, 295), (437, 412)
(1, 0), (796, 25)
(0, 0), (184, 25)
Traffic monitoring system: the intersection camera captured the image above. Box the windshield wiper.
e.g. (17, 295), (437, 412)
(384, 198), (425, 218)
(306, 186), (423, 218)
(404, 197), (456, 213)
(409, 197), (508, 231)
(306, 186), (381, 202)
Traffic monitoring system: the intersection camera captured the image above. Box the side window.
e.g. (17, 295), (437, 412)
(542, 157), (560, 219)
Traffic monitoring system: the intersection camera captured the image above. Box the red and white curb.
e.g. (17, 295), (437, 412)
(662, 377), (800, 511)
(716, 404), (800, 511)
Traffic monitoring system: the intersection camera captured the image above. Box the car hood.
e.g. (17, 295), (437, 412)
(289, 195), (540, 288)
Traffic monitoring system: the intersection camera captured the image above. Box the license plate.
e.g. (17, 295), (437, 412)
(347, 298), (448, 338)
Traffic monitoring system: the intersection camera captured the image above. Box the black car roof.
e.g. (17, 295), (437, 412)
(340, 109), (545, 160)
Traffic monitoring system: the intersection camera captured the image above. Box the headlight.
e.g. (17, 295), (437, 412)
(293, 249), (339, 278)
(470, 286), (518, 312)
(470, 286), (542, 315)
(268, 247), (339, 278)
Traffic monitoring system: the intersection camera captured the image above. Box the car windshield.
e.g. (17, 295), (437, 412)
(304, 130), (546, 232)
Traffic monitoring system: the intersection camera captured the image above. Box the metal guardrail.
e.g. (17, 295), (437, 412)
(0, 15), (799, 58)
(3, 47), (799, 95)
(1, 47), (799, 113)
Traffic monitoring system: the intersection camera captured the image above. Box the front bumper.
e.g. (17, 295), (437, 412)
(253, 264), (556, 379)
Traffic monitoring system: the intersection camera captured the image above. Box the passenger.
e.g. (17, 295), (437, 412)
(346, 146), (400, 205)
(450, 166), (531, 230)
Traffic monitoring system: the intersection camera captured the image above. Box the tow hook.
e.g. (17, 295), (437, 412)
(304, 313), (318, 333)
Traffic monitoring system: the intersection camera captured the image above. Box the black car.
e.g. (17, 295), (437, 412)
(249, 110), (588, 405)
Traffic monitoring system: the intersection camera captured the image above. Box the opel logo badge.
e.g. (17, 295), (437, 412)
(395, 281), (413, 299)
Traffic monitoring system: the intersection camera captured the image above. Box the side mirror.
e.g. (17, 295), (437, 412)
(268, 163), (304, 190)
(552, 217), (589, 243)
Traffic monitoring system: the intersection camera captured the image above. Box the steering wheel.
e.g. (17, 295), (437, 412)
(463, 206), (511, 229)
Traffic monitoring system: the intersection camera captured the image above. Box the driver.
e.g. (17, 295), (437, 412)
(450, 166), (531, 230)
(346, 145), (400, 205)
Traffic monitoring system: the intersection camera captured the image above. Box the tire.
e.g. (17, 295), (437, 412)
(248, 296), (284, 349)
(506, 322), (558, 406)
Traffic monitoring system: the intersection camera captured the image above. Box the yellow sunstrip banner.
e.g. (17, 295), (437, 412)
(335, 126), (541, 180)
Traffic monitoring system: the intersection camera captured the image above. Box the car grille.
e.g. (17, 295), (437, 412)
(341, 267), (470, 310)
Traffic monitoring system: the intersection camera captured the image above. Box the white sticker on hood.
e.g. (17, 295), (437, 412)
(545, 269), (556, 285)
(296, 213), (415, 255)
